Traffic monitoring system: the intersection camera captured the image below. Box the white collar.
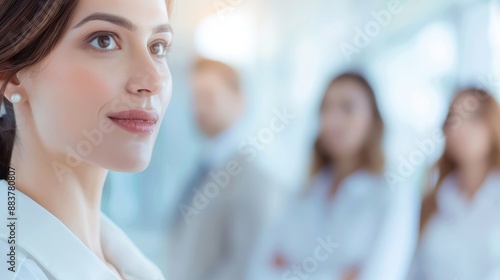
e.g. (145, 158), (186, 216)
(0, 179), (165, 280)
(437, 171), (500, 217)
(311, 167), (383, 198)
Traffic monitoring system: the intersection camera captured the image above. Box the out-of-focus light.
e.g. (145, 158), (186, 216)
(407, 87), (443, 132)
(490, 0), (500, 92)
(415, 22), (457, 75)
(194, 12), (256, 65)
(490, 0), (500, 47)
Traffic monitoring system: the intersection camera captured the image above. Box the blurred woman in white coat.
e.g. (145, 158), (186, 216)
(409, 88), (500, 280)
(248, 72), (406, 280)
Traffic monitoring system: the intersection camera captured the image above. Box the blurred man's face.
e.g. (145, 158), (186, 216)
(191, 69), (242, 137)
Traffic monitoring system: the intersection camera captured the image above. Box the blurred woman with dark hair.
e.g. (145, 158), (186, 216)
(409, 88), (500, 280)
(248, 72), (399, 280)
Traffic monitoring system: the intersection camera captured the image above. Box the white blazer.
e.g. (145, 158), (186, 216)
(409, 171), (500, 280)
(0, 179), (165, 280)
(247, 167), (412, 280)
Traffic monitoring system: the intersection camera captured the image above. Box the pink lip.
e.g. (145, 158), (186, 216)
(107, 110), (159, 135)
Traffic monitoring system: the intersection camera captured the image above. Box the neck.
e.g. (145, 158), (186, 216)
(10, 136), (109, 262)
(328, 155), (360, 198)
(204, 109), (242, 138)
(334, 155), (361, 179)
(457, 160), (490, 200)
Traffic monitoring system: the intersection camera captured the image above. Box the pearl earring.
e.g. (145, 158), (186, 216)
(10, 93), (22, 104)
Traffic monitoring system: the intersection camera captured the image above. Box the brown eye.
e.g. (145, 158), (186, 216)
(98, 36), (111, 48)
(89, 34), (118, 50)
(150, 41), (169, 56)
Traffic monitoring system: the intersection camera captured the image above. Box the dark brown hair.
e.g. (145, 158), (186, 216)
(310, 72), (385, 177)
(0, 0), (173, 179)
(419, 87), (500, 235)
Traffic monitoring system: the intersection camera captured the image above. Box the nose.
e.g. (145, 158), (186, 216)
(126, 53), (169, 97)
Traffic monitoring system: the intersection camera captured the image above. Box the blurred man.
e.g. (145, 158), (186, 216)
(166, 58), (279, 280)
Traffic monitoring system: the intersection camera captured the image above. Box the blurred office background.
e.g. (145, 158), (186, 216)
(101, 0), (500, 276)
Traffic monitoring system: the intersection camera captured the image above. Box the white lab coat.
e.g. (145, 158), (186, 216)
(0, 179), (165, 280)
(248, 167), (414, 280)
(409, 171), (500, 280)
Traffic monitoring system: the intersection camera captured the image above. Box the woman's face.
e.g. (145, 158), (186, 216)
(15, 0), (173, 173)
(319, 79), (375, 160)
(445, 93), (492, 166)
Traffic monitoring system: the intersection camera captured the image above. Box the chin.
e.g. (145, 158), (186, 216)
(102, 155), (152, 173)
(328, 146), (346, 157)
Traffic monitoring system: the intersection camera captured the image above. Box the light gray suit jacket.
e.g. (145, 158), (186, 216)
(166, 152), (281, 280)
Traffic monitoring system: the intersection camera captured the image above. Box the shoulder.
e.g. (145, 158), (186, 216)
(0, 239), (49, 280)
(232, 154), (274, 180)
(487, 170), (500, 184)
(305, 167), (333, 193)
(226, 154), (282, 192)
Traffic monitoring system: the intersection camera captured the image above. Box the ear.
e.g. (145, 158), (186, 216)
(2, 73), (27, 104)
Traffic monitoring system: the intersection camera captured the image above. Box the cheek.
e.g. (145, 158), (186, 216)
(206, 94), (227, 121)
(319, 115), (337, 143)
(28, 59), (118, 150)
(447, 125), (492, 161)
(345, 113), (373, 142)
(195, 92), (213, 114)
(468, 126), (492, 155)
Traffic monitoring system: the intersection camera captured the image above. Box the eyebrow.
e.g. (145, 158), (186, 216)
(73, 12), (173, 34)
